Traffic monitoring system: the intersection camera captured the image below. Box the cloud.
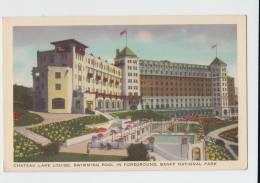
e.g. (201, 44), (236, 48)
(187, 34), (209, 44)
(135, 31), (155, 42)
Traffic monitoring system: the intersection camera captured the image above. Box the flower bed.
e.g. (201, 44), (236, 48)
(14, 111), (43, 127)
(95, 127), (107, 133)
(14, 111), (23, 120)
(206, 141), (233, 160)
(30, 115), (108, 143)
(111, 109), (171, 121)
(14, 131), (42, 160)
(201, 118), (238, 135)
(219, 128), (238, 143)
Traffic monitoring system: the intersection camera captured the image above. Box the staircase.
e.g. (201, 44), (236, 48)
(94, 110), (115, 120)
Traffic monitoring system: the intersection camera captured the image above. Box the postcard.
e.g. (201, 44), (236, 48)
(3, 16), (247, 171)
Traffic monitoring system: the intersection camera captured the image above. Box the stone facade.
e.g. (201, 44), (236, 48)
(32, 39), (237, 118)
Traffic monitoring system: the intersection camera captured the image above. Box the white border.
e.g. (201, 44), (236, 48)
(0, 1), (258, 183)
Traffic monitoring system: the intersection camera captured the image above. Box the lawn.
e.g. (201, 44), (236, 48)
(14, 131), (42, 160)
(201, 118), (238, 135)
(30, 115), (108, 143)
(167, 118), (237, 134)
(15, 152), (125, 162)
(14, 111), (43, 127)
(168, 123), (199, 133)
(230, 145), (238, 156)
(14, 131), (124, 162)
(111, 109), (171, 121)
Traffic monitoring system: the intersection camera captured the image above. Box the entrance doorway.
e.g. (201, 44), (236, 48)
(85, 101), (94, 114)
(86, 101), (93, 110)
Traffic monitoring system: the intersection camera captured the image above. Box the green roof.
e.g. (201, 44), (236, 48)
(210, 57), (227, 66)
(116, 47), (137, 58)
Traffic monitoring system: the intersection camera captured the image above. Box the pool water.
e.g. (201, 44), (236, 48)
(154, 135), (194, 144)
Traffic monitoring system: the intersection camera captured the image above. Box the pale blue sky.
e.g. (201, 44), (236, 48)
(13, 25), (237, 87)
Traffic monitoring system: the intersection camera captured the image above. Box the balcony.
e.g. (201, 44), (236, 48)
(87, 73), (94, 78)
(96, 75), (101, 80)
(109, 79), (114, 84)
(103, 77), (108, 82)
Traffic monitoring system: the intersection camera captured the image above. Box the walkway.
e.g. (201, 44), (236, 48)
(15, 127), (51, 146)
(15, 111), (89, 146)
(60, 141), (127, 156)
(29, 111), (87, 125)
(207, 124), (238, 159)
(94, 110), (114, 120)
(16, 110), (117, 146)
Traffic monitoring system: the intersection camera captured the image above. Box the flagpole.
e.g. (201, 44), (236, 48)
(126, 31), (128, 47)
(216, 44), (218, 57)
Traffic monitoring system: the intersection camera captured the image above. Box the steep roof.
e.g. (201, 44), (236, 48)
(210, 57), (227, 66)
(116, 47), (137, 58)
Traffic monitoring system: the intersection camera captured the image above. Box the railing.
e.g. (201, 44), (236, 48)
(154, 144), (188, 160)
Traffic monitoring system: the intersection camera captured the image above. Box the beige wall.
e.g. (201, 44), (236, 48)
(47, 66), (72, 113)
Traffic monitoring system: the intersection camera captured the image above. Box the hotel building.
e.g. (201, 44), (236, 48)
(114, 47), (141, 110)
(32, 39), (237, 118)
(32, 39), (123, 113)
(139, 57), (238, 118)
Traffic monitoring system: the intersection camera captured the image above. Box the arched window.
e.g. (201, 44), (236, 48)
(52, 98), (65, 109)
(192, 147), (201, 160)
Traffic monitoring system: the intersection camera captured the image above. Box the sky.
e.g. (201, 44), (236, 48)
(13, 24), (237, 87)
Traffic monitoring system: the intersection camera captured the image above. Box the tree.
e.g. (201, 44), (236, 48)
(42, 142), (60, 156)
(126, 143), (148, 161)
(13, 84), (33, 111)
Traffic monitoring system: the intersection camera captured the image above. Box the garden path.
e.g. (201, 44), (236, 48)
(15, 111), (88, 146)
(94, 110), (115, 120)
(15, 127), (51, 146)
(29, 111), (87, 125)
(207, 123), (238, 159)
(60, 141), (127, 156)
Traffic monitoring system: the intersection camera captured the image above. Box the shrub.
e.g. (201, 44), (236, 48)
(126, 143), (148, 161)
(13, 84), (33, 111)
(149, 155), (156, 161)
(42, 142), (60, 156)
(215, 139), (225, 147)
(147, 136), (155, 143)
(130, 105), (137, 110)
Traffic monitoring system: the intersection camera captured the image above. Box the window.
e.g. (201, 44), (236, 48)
(55, 84), (61, 90)
(78, 75), (82, 81)
(52, 98), (65, 109)
(55, 72), (61, 79)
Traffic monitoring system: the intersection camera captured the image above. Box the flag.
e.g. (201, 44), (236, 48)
(211, 44), (217, 48)
(120, 30), (127, 36)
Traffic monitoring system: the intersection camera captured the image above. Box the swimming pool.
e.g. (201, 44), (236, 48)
(153, 135), (194, 144)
